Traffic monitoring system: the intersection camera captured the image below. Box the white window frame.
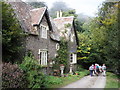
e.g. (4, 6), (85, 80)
(70, 53), (77, 64)
(40, 24), (48, 39)
(38, 49), (47, 66)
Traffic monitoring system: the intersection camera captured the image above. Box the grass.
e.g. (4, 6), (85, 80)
(105, 72), (120, 88)
(47, 70), (89, 88)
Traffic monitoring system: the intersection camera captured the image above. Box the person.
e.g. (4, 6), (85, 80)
(99, 65), (102, 73)
(94, 63), (99, 76)
(102, 64), (106, 76)
(89, 64), (94, 77)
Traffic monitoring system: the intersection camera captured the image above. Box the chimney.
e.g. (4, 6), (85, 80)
(60, 10), (62, 17)
(57, 11), (60, 18)
(56, 10), (62, 18)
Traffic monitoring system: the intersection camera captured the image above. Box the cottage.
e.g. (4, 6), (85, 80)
(8, 0), (78, 74)
(53, 11), (79, 72)
(8, 0), (60, 74)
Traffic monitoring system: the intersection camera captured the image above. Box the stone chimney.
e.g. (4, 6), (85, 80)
(60, 10), (62, 17)
(57, 11), (59, 18)
(56, 10), (62, 18)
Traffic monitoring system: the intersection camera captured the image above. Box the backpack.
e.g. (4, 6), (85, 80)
(96, 65), (99, 69)
(89, 66), (94, 70)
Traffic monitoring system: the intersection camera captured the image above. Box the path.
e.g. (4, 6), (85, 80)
(61, 75), (106, 88)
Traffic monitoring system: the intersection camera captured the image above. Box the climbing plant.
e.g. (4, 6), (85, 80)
(53, 38), (69, 68)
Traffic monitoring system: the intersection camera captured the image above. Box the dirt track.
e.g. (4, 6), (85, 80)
(61, 75), (106, 88)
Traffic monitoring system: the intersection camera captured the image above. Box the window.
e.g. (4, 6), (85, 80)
(38, 49), (47, 66)
(56, 43), (60, 50)
(70, 53), (77, 64)
(40, 25), (47, 39)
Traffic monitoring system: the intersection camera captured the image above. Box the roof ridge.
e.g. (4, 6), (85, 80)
(30, 7), (47, 11)
(54, 16), (74, 20)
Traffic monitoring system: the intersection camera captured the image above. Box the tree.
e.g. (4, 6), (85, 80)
(53, 38), (68, 70)
(85, 1), (119, 72)
(62, 9), (84, 32)
(27, 1), (47, 8)
(49, 1), (71, 18)
(77, 1), (119, 73)
(2, 2), (24, 63)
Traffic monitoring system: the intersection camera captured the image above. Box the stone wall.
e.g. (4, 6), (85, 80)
(26, 13), (58, 63)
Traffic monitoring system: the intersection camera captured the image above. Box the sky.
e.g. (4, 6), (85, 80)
(22, 0), (106, 17)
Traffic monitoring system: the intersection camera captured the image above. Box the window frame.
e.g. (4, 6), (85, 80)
(38, 49), (48, 66)
(70, 53), (77, 64)
(40, 24), (48, 39)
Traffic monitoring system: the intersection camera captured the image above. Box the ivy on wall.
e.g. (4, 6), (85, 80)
(53, 38), (69, 69)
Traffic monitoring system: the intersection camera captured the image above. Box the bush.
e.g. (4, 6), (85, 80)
(75, 70), (89, 76)
(20, 55), (48, 88)
(2, 62), (27, 88)
(47, 76), (62, 85)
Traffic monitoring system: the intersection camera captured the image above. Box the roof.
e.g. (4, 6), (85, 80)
(8, 1), (33, 33)
(50, 18), (60, 41)
(30, 7), (47, 25)
(54, 16), (79, 45)
(8, 0), (60, 41)
(53, 16), (74, 30)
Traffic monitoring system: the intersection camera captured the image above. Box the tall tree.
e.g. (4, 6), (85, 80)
(2, 2), (24, 63)
(77, 1), (119, 73)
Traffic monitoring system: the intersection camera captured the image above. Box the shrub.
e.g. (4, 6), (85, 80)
(78, 70), (89, 76)
(47, 76), (62, 85)
(2, 62), (27, 88)
(20, 55), (48, 88)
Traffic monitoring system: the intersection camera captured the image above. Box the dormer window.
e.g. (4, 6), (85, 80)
(40, 24), (47, 39)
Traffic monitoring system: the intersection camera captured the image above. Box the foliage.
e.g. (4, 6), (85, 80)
(2, 62), (27, 88)
(27, 1), (46, 8)
(20, 54), (48, 88)
(47, 76), (63, 85)
(77, 1), (119, 73)
(105, 72), (120, 88)
(89, 2), (119, 73)
(75, 70), (89, 76)
(2, 2), (24, 63)
(48, 68), (89, 88)
(76, 65), (89, 76)
(62, 9), (84, 32)
(49, 1), (71, 18)
(49, 1), (84, 32)
(53, 38), (69, 68)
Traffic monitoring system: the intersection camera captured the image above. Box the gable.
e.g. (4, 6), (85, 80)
(53, 16), (79, 45)
(30, 7), (46, 25)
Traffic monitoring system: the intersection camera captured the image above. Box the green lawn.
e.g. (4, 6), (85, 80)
(105, 72), (120, 88)
(47, 70), (89, 88)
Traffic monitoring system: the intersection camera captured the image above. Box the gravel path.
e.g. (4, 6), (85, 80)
(61, 75), (106, 88)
